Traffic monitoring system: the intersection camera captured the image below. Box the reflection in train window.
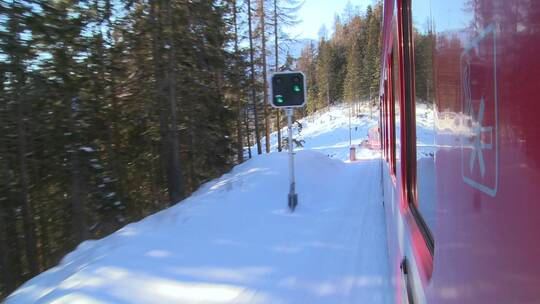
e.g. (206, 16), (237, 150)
(412, 0), (437, 239)
(383, 79), (389, 162)
(392, 41), (400, 174)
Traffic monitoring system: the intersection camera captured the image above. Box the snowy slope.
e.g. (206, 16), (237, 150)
(6, 105), (391, 304)
(260, 104), (380, 161)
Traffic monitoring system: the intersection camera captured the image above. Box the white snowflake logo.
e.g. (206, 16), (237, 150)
(467, 96), (493, 178)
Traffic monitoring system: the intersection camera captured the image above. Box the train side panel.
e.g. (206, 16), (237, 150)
(380, 0), (540, 303)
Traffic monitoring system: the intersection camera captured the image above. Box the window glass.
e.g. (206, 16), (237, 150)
(384, 79), (389, 161)
(412, 0), (437, 235)
(392, 43), (400, 173)
(382, 82), (386, 160)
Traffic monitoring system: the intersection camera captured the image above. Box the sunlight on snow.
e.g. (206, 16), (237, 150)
(170, 267), (274, 283)
(208, 168), (267, 192)
(51, 293), (107, 304)
(107, 271), (274, 304)
(145, 250), (171, 258)
(278, 275), (387, 297)
(6, 105), (391, 304)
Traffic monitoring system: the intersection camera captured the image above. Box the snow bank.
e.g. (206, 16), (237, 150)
(259, 104), (380, 161)
(7, 105), (391, 304)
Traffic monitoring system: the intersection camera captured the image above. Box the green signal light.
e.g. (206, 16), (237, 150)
(293, 84), (301, 93)
(276, 95), (284, 103)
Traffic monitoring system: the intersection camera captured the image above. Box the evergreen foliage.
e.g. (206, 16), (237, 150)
(0, 0), (266, 298)
(0, 0), (393, 299)
(297, 2), (384, 115)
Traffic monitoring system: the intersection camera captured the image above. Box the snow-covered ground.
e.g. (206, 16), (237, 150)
(260, 104), (381, 161)
(6, 105), (391, 304)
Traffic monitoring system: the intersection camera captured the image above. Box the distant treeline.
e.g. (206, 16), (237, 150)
(296, 3), (383, 114)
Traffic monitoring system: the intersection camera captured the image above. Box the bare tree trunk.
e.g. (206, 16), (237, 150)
(233, 0), (244, 163)
(5, 205), (22, 284)
(274, 0), (282, 152)
(0, 208), (12, 295)
(326, 82), (330, 107)
(0, 206), (18, 295)
(259, 0), (270, 153)
(247, 0), (262, 155)
(105, 12), (123, 202)
(151, 0), (183, 204)
(186, 80), (196, 192)
(164, 0), (184, 203)
(68, 102), (87, 245)
(0, 147), (14, 294)
(31, 135), (51, 268)
(7, 4), (40, 275)
(150, 0), (169, 201)
(16, 90), (40, 275)
(38, 204), (50, 268)
(0, 70), (15, 294)
(244, 108), (252, 159)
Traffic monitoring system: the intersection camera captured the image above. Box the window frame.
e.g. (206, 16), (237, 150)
(398, 0), (435, 255)
(388, 53), (397, 177)
(383, 79), (388, 162)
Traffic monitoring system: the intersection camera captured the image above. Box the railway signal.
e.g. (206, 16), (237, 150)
(270, 72), (307, 108)
(270, 71), (307, 212)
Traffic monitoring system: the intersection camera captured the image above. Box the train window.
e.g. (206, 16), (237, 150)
(391, 47), (399, 175)
(384, 79), (390, 162)
(401, 0), (435, 253)
(382, 82), (387, 161)
(412, 0), (437, 242)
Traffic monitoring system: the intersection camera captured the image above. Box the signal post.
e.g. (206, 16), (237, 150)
(270, 72), (307, 212)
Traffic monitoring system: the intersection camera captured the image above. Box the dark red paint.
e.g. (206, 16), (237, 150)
(380, 0), (540, 302)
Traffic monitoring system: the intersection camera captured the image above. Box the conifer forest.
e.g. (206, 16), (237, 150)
(0, 0), (385, 298)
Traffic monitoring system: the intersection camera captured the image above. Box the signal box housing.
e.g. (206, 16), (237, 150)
(270, 72), (307, 108)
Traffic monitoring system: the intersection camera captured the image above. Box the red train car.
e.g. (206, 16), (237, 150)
(379, 0), (540, 303)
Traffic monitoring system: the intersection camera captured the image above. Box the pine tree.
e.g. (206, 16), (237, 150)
(273, 0), (282, 151)
(3, 0), (40, 276)
(343, 16), (363, 104)
(247, 0), (262, 154)
(258, 0), (271, 153)
(316, 38), (333, 107)
(271, 0), (302, 150)
(0, 0), (300, 298)
(0, 49), (15, 295)
(296, 2), (383, 114)
(344, 40), (362, 104)
(164, 0), (184, 203)
(297, 41), (318, 114)
(232, 0), (244, 163)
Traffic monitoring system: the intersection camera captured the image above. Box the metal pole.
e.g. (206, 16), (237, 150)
(286, 108), (298, 211)
(348, 103), (352, 146)
(370, 87), (373, 120)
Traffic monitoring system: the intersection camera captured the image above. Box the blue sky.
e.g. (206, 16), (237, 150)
(289, 0), (376, 40)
